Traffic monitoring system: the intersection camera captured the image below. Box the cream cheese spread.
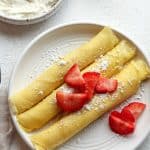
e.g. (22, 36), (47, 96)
(0, 0), (58, 19)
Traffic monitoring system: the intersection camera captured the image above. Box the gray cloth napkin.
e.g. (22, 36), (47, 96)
(0, 88), (30, 150)
(0, 88), (13, 150)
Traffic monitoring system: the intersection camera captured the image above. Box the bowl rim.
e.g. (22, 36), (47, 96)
(0, 0), (63, 25)
(8, 22), (150, 149)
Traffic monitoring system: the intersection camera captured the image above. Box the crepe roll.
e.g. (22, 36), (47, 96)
(31, 59), (150, 150)
(18, 40), (136, 132)
(10, 27), (119, 114)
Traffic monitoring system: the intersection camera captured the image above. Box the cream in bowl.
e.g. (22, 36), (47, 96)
(0, 0), (62, 25)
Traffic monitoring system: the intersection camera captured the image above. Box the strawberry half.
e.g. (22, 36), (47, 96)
(82, 72), (100, 100)
(95, 76), (118, 93)
(109, 111), (135, 135)
(56, 91), (88, 112)
(122, 102), (146, 120)
(121, 108), (135, 123)
(64, 64), (85, 88)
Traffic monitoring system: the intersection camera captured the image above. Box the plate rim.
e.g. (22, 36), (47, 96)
(8, 22), (150, 150)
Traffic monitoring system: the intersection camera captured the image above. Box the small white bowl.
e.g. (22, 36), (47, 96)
(0, 0), (63, 25)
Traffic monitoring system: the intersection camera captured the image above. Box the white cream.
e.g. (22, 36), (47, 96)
(0, 0), (58, 19)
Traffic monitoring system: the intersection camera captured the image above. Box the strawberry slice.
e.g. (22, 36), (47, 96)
(121, 108), (135, 123)
(95, 76), (118, 93)
(64, 64), (85, 88)
(82, 72), (100, 100)
(109, 111), (135, 135)
(122, 102), (146, 120)
(56, 91), (88, 112)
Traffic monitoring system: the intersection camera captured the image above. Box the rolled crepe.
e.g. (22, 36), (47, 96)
(10, 27), (119, 114)
(31, 59), (150, 150)
(18, 40), (136, 132)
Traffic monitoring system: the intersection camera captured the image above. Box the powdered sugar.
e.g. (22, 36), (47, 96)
(26, 39), (87, 83)
(118, 83), (145, 110)
(82, 94), (107, 112)
(84, 104), (92, 111)
(38, 90), (44, 95)
(134, 83), (144, 100)
(58, 60), (67, 66)
(59, 84), (74, 93)
(99, 104), (105, 109)
(91, 58), (109, 73)
(99, 59), (109, 71)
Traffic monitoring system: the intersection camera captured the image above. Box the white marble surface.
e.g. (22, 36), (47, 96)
(0, 0), (150, 149)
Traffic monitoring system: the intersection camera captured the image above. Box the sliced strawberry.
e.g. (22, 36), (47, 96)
(121, 109), (135, 123)
(64, 64), (85, 88)
(56, 91), (88, 112)
(122, 102), (146, 120)
(95, 76), (118, 93)
(109, 111), (135, 135)
(82, 72), (100, 100)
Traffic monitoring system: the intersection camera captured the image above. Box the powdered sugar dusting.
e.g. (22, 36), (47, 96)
(99, 59), (109, 71)
(91, 57), (109, 72)
(59, 84), (74, 93)
(38, 90), (44, 95)
(82, 94), (108, 112)
(26, 47), (62, 81)
(118, 83), (145, 110)
(58, 60), (67, 66)
(84, 104), (92, 111)
(80, 81), (146, 113)
(134, 83), (145, 100)
(99, 104), (105, 109)
(26, 39), (87, 83)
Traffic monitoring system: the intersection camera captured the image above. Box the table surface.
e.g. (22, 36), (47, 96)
(0, 0), (150, 149)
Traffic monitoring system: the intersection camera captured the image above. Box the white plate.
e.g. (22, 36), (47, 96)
(9, 23), (150, 150)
